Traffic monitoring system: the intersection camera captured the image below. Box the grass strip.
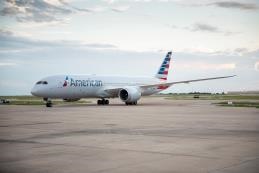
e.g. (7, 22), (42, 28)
(214, 101), (259, 108)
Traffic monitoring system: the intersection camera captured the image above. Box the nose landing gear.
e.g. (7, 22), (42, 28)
(46, 101), (53, 107)
(44, 98), (52, 107)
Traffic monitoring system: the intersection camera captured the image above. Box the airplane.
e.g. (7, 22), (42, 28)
(31, 51), (235, 107)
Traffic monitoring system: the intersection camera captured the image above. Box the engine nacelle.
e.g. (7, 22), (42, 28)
(63, 98), (80, 102)
(119, 87), (141, 103)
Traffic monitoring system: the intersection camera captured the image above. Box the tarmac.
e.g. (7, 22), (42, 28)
(0, 97), (259, 173)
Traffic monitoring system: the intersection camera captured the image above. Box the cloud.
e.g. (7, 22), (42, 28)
(179, 22), (237, 35)
(103, 0), (116, 3)
(0, 28), (13, 35)
(255, 61), (259, 71)
(0, 0), (94, 23)
(0, 0), (72, 22)
(234, 48), (248, 53)
(176, 47), (259, 57)
(0, 62), (17, 66)
(57, 0), (96, 13)
(178, 62), (236, 70)
(174, 0), (258, 11)
(209, 1), (258, 10)
(0, 80), (29, 88)
(111, 6), (130, 12)
(0, 29), (118, 51)
(232, 47), (249, 56)
(189, 23), (220, 33)
(81, 43), (117, 49)
(217, 63), (236, 70)
(0, 0), (132, 23)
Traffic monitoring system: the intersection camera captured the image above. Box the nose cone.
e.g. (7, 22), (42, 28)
(31, 86), (37, 96)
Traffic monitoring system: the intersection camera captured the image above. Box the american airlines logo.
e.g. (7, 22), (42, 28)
(63, 76), (69, 87)
(63, 76), (102, 87)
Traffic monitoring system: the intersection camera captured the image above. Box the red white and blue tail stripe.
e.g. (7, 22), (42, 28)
(155, 51), (172, 81)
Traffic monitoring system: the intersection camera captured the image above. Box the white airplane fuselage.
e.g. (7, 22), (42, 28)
(31, 75), (163, 99)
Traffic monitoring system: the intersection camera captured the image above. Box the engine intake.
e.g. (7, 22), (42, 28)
(119, 87), (141, 103)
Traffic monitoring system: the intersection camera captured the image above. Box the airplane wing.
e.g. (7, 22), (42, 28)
(140, 75), (236, 89)
(101, 86), (122, 97)
(102, 75), (236, 97)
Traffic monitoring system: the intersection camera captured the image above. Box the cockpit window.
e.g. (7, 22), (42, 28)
(36, 81), (48, 85)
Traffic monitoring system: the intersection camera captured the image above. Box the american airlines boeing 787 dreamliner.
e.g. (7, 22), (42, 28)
(31, 52), (235, 107)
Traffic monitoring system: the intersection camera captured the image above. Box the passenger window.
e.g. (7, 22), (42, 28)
(36, 81), (42, 84)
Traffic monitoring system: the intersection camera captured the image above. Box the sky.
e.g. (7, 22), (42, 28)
(0, 0), (259, 95)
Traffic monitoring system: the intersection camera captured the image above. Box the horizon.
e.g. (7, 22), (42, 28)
(2, 89), (259, 97)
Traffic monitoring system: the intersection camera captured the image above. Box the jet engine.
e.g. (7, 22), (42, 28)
(119, 87), (141, 105)
(63, 98), (80, 102)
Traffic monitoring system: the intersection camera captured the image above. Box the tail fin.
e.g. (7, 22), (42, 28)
(155, 51), (172, 81)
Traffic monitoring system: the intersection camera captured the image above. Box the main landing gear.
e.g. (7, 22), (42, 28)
(125, 101), (137, 105)
(44, 98), (52, 107)
(97, 99), (109, 105)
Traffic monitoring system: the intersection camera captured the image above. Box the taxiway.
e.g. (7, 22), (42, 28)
(0, 97), (258, 173)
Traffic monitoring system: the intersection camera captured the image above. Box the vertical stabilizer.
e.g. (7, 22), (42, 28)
(155, 51), (172, 81)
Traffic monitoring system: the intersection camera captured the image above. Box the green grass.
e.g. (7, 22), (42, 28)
(162, 94), (259, 108)
(214, 101), (259, 108)
(1, 94), (259, 106)
(1, 95), (40, 100)
(7, 100), (91, 106)
(0, 96), (91, 106)
(164, 94), (259, 100)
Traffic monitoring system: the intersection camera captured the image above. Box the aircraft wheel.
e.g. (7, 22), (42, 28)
(125, 101), (137, 105)
(46, 102), (52, 107)
(98, 99), (109, 105)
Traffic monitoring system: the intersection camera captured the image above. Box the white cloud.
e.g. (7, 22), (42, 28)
(111, 6), (130, 12)
(86, 6), (107, 13)
(103, 0), (116, 3)
(0, 29), (118, 52)
(0, 80), (29, 88)
(217, 63), (236, 70)
(176, 62), (236, 70)
(255, 61), (259, 71)
(0, 62), (17, 66)
(43, 0), (64, 6)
